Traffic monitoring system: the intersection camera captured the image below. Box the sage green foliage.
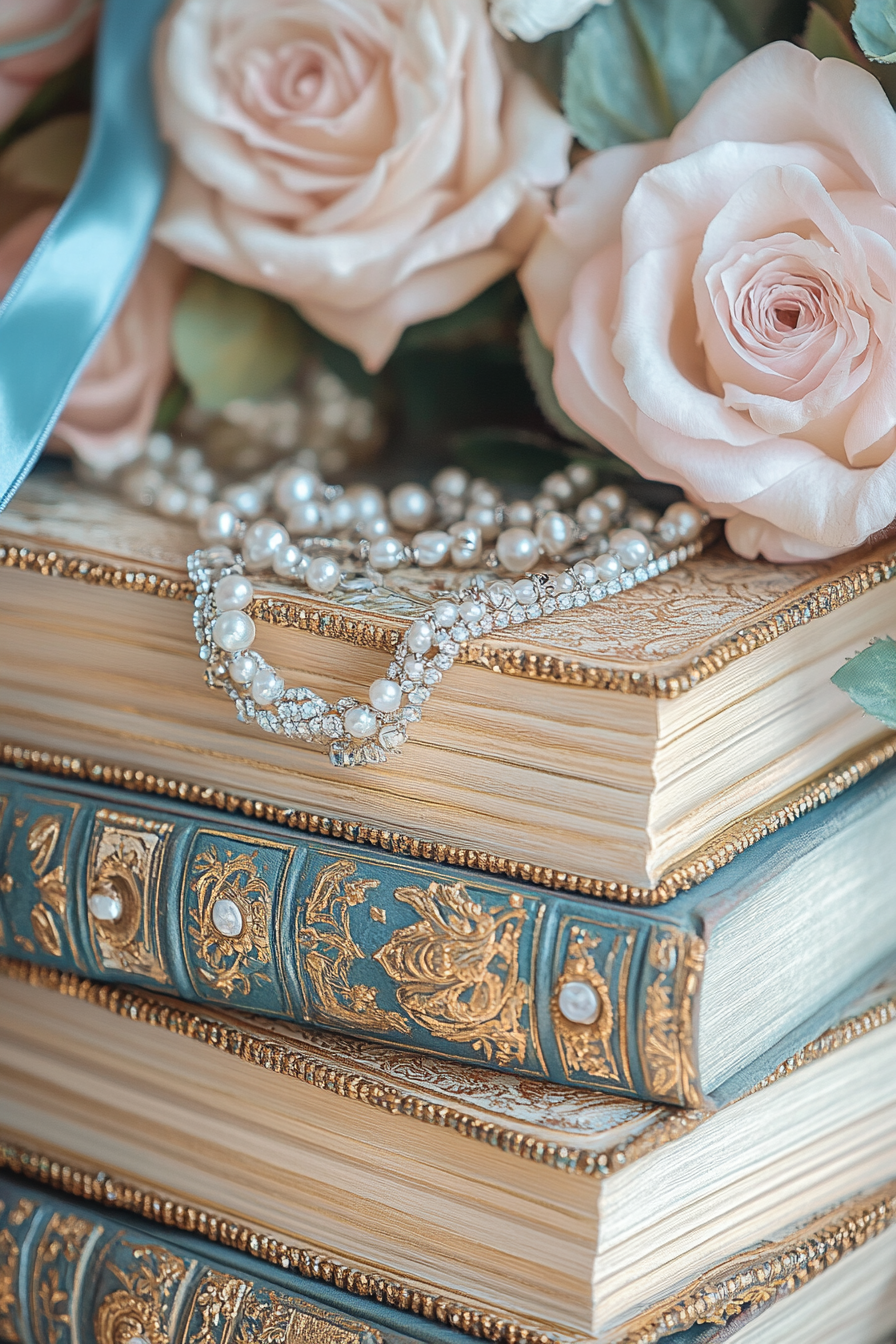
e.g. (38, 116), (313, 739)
(803, 2), (863, 58)
(562, 0), (746, 150)
(519, 314), (609, 452)
(171, 271), (307, 411)
(831, 637), (896, 728)
(852, 0), (896, 60)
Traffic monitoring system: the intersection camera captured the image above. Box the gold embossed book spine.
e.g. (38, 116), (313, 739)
(3, 760), (896, 1107)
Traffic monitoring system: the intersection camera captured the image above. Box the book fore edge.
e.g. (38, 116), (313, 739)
(2, 955), (895, 1180)
(2, 735), (895, 906)
(2, 538), (895, 698)
(0, 1132), (893, 1344)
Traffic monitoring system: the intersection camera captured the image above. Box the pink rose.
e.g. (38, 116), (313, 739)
(153, 0), (570, 372)
(521, 44), (896, 562)
(0, 0), (98, 130)
(0, 208), (187, 469)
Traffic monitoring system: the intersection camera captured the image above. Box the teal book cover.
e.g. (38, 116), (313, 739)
(1, 759), (895, 1108)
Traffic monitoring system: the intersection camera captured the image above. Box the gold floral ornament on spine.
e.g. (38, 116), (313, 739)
(189, 850), (273, 998)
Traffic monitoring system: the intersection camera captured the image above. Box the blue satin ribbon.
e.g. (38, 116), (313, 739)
(0, 0), (170, 510)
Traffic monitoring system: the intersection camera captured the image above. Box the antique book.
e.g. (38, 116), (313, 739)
(1, 959), (895, 1342)
(0, 1175), (894, 1344)
(2, 467), (896, 893)
(2, 759), (896, 1107)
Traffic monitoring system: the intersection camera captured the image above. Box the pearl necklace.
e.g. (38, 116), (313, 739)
(164, 450), (707, 769)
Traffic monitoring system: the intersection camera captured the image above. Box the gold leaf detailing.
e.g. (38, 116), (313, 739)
(0, 1198), (35, 1342)
(189, 851), (273, 997)
(0, 546), (190, 601)
(86, 812), (172, 983)
(192, 1271), (249, 1344)
(373, 884), (530, 1066)
(551, 931), (617, 1083)
(4, 736), (895, 906)
(237, 1282), (383, 1344)
(25, 816), (68, 959)
(618, 1184), (896, 1343)
(639, 933), (705, 1108)
(94, 1242), (188, 1344)
(299, 860), (409, 1034)
(33, 1211), (95, 1344)
(0, 1140), (559, 1344)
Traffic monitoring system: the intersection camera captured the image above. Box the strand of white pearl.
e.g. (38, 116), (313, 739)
(190, 526), (705, 770)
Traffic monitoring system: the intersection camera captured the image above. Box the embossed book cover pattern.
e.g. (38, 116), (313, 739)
(0, 771), (704, 1106)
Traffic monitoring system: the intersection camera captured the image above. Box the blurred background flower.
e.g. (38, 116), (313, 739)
(0, 0), (97, 130)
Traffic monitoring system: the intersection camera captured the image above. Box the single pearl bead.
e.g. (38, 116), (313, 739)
(513, 578), (537, 605)
(214, 574), (253, 611)
(358, 516), (390, 540)
(274, 465), (318, 511)
(505, 500), (534, 527)
(496, 527), (539, 574)
(458, 599), (484, 624)
(288, 500), (329, 536)
(198, 501), (240, 545)
(531, 493), (556, 514)
(243, 519), (289, 571)
(212, 610), (255, 653)
(432, 466), (469, 498)
(88, 892), (122, 923)
(211, 898), (243, 938)
(628, 507), (658, 534)
(576, 497), (611, 534)
(541, 472), (575, 505)
(389, 482), (433, 531)
(594, 552), (622, 581)
(535, 510), (576, 557)
(121, 465), (164, 508)
(345, 705), (377, 739)
(465, 504), (500, 540)
(223, 483), (264, 520)
(228, 654), (256, 684)
(447, 522), (482, 567)
(346, 483), (386, 522)
(251, 666), (284, 705)
(328, 494), (355, 532)
(175, 446), (204, 482)
(188, 466), (217, 497)
(404, 656), (425, 680)
(369, 536), (405, 570)
(558, 980), (600, 1025)
(272, 542), (307, 579)
(595, 484), (627, 516)
(611, 528), (652, 569)
(306, 555), (342, 593)
(573, 560), (597, 586)
(413, 530), (451, 567)
(566, 462), (597, 495)
(437, 496), (464, 524)
(433, 600), (458, 628)
(369, 678), (402, 712)
(665, 500), (704, 542)
(469, 478), (501, 509)
(145, 431), (174, 465)
(406, 619), (433, 654)
(156, 482), (189, 518)
(184, 493), (210, 521)
(548, 571), (576, 596)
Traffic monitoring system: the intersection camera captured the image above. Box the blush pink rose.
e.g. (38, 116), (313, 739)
(521, 43), (896, 562)
(153, 0), (570, 372)
(0, 0), (98, 130)
(0, 208), (187, 469)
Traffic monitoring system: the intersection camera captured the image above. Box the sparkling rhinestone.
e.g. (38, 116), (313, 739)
(408, 688), (430, 704)
(363, 742), (388, 764)
(478, 615), (494, 632)
(379, 723), (408, 751)
(329, 742), (347, 767)
(511, 606), (527, 624)
(634, 566), (649, 583)
(607, 580), (622, 594)
(526, 604), (542, 619)
(657, 555), (670, 572)
(440, 640), (459, 657)
(621, 572), (635, 588)
(589, 584), (607, 601)
(557, 593), (573, 609)
(423, 667), (442, 684)
(401, 706), (423, 722)
(323, 715), (343, 737)
(433, 653), (454, 670)
(573, 591), (588, 607)
(210, 898), (243, 938)
(450, 624), (469, 642)
(494, 611), (509, 628)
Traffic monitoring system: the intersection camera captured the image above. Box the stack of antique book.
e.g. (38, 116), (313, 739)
(0, 465), (895, 1344)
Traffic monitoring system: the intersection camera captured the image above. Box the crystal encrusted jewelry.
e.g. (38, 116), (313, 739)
(179, 454), (706, 769)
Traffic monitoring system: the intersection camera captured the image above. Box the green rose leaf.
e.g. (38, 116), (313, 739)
(831, 637), (896, 728)
(803, 2), (864, 60)
(171, 271), (307, 411)
(562, 0), (747, 150)
(852, 0), (896, 61)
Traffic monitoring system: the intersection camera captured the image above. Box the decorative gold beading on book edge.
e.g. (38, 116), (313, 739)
(616, 1182), (896, 1344)
(2, 735), (895, 905)
(2, 956), (895, 1180)
(4, 538), (896, 698)
(0, 1139), (567, 1344)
